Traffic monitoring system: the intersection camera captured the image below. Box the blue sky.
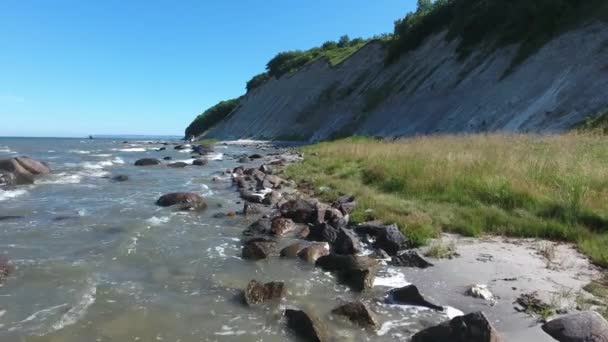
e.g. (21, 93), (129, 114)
(0, 0), (415, 137)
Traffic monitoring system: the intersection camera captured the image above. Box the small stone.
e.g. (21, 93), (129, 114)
(243, 280), (285, 306)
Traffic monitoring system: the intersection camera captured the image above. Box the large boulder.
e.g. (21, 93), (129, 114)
(332, 195), (356, 215)
(373, 224), (408, 256)
(0, 157), (51, 184)
(134, 158), (161, 166)
(155, 192), (207, 211)
(316, 254), (378, 291)
(412, 311), (502, 342)
(542, 311), (608, 342)
(271, 217), (296, 236)
(280, 199), (316, 223)
(333, 228), (361, 255)
(167, 162), (188, 168)
(331, 301), (377, 328)
(390, 251), (434, 268)
(280, 242), (311, 258)
(243, 280), (285, 306)
(243, 218), (273, 236)
(297, 243), (330, 263)
(242, 238), (276, 260)
(262, 190), (282, 206)
(193, 158), (208, 166)
(284, 309), (328, 342)
(389, 285), (443, 311)
(308, 223), (339, 244)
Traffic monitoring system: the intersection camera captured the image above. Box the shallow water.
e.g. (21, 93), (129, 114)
(0, 138), (458, 341)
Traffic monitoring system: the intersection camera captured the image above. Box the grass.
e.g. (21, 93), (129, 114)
(193, 139), (218, 147)
(284, 134), (608, 266)
(424, 239), (458, 259)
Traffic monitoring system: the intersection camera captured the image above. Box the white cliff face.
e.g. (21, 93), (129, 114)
(206, 23), (608, 141)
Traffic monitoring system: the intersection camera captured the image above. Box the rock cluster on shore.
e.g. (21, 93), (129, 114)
(0, 156), (51, 186)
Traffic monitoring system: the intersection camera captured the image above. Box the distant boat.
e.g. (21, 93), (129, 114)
(88, 135), (93, 140)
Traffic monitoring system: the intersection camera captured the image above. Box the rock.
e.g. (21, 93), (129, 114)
(134, 158), (161, 166)
(242, 238), (276, 260)
(373, 224), (408, 256)
(192, 145), (213, 154)
(243, 280), (285, 305)
(0, 157), (51, 184)
(333, 195), (356, 215)
(412, 311), (502, 342)
(280, 242), (311, 258)
(542, 311), (608, 342)
(158, 147), (166, 151)
(354, 220), (386, 236)
(0, 215), (23, 221)
(333, 228), (361, 255)
(316, 254), (378, 291)
(325, 208), (348, 228)
(298, 243), (330, 263)
(264, 175), (283, 188)
(193, 158), (208, 166)
(163, 156), (172, 160)
(259, 164), (273, 174)
(331, 301), (377, 328)
(0, 257), (12, 283)
(284, 309), (328, 342)
(262, 190), (282, 206)
(271, 217), (296, 236)
(370, 249), (391, 260)
(155, 192), (207, 211)
(239, 190), (263, 203)
(390, 251), (434, 268)
(238, 156), (249, 163)
(235, 177), (248, 189)
(307, 223), (339, 244)
(280, 199), (316, 223)
(389, 285), (443, 311)
(111, 175), (129, 182)
(243, 202), (264, 216)
(167, 162), (188, 168)
(256, 178), (273, 190)
(249, 154), (263, 159)
(243, 218), (273, 236)
(174, 144), (189, 150)
(465, 285), (496, 303)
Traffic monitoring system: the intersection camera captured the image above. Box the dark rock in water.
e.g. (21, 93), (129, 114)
(0, 257), (13, 284)
(158, 147), (166, 151)
(256, 178), (272, 191)
(174, 144), (189, 150)
(243, 202), (264, 216)
(0, 157), (51, 185)
(298, 243), (330, 263)
(280, 199), (316, 223)
(333, 228), (361, 255)
(389, 285), (443, 311)
(53, 215), (78, 221)
(331, 301), (377, 328)
(370, 249), (391, 260)
(134, 158), (161, 166)
(259, 164), (273, 174)
(163, 156), (172, 160)
(193, 158), (208, 166)
(249, 154), (263, 159)
(243, 218), (273, 236)
(156, 192), (207, 211)
(239, 190), (263, 203)
(280, 242), (311, 258)
(333, 195), (356, 215)
(111, 175), (129, 182)
(325, 208), (347, 228)
(373, 224), (408, 256)
(242, 237), (276, 260)
(263, 175), (283, 188)
(0, 215), (23, 221)
(354, 220), (386, 236)
(238, 156), (249, 163)
(284, 309), (328, 342)
(542, 311), (608, 342)
(192, 144), (214, 155)
(391, 251), (434, 268)
(316, 254), (378, 291)
(167, 162), (188, 168)
(412, 311), (502, 342)
(243, 279), (285, 306)
(262, 190), (281, 206)
(235, 177), (248, 189)
(271, 217), (296, 236)
(308, 223), (339, 244)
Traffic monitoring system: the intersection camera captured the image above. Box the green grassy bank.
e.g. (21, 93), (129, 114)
(284, 134), (608, 267)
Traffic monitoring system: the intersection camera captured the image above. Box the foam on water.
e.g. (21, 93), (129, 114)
(68, 150), (90, 154)
(146, 216), (170, 226)
(373, 268), (411, 288)
(51, 280), (97, 331)
(0, 189), (28, 201)
(90, 154), (112, 157)
(206, 152), (223, 160)
(113, 147), (146, 152)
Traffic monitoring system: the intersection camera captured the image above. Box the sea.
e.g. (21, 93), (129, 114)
(0, 137), (459, 341)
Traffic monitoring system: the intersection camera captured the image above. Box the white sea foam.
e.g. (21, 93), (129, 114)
(221, 139), (268, 145)
(36, 173), (83, 184)
(0, 146), (16, 154)
(373, 269), (411, 288)
(90, 154), (112, 157)
(18, 304), (69, 324)
(0, 189), (28, 201)
(51, 280), (96, 331)
(113, 147), (146, 152)
(68, 150), (91, 154)
(214, 325), (247, 336)
(146, 216), (170, 226)
(206, 152), (223, 160)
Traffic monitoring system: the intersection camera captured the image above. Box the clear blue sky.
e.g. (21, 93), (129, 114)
(0, 0), (416, 137)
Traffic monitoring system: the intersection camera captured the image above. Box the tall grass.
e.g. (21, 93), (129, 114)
(284, 134), (608, 266)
